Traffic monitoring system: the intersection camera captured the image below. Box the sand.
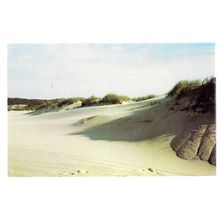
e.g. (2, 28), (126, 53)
(8, 97), (216, 176)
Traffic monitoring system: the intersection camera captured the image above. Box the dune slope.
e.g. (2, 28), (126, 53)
(8, 96), (215, 176)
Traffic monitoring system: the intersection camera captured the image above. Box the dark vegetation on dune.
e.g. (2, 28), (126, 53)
(8, 97), (46, 106)
(168, 77), (216, 165)
(100, 94), (130, 104)
(168, 77), (216, 113)
(57, 97), (85, 107)
(8, 97), (83, 111)
(81, 94), (131, 106)
(32, 97), (86, 111)
(8, 76), (215, 113)
(8, 98), (50, 111)
(8, 93), (157, 111)
(81, 96), (101, 107)
(168, 80), (201, 97)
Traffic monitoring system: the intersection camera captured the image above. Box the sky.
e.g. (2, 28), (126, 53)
(8, 43), (215, 99)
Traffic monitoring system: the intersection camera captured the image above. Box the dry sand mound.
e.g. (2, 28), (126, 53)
(8, 95), (215, 176)
(73, 95), (216, 166)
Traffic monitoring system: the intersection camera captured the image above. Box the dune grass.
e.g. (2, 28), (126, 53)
(9, 76), (215, 112)
(57, 97), (84, 107)
(132, 94), (156, 102)
(100, 93), (130, 104)
(191, 77), (216, 113)
(81, 94), (131, 106)
(168, 80), (201, 97)
(169, 77), (216, 113)
(81, 96), (101, 107)
(8, 93), (157, 111)
(8, 105), (33, 111)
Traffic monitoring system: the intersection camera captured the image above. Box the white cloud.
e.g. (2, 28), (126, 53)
(8, 44), (215, 99)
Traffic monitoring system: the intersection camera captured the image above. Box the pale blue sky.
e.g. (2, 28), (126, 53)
(8, 43), (215, 99)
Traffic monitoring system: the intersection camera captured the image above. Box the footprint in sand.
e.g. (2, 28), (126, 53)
(148, 168), (154, 172)
(58, 170), (90, 176)
(141, 168), (156, 174)
(132, 168), (149, 173)
(76, 170), (89, 175)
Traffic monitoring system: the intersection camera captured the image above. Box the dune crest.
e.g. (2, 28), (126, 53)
(169, 79), (216, 165)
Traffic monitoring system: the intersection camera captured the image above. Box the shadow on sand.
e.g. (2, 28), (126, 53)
(68, 98), (186, 142)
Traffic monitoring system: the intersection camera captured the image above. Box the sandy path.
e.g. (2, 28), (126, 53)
(8, 98), (215, 176)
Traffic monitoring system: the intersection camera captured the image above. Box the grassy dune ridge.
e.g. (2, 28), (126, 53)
(8, 77), (215, 112)
(8, 93), (158, 111)
(168, 77), (215, 113)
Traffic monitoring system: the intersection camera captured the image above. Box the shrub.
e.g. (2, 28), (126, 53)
(168, 80), (201, 97)
(194, 77), (215, 113)
(170, 77), (216, 113)
(132, 94), (156, 102)
(8, 98), (59, 111)
(82, 96), (100, 107)
(8, 97), (85, 111)
(57, 98), (83, 107)
(100, 93), (130, 104)
(8, 98), (46, 106)
(119, 95), (130, 102)
(8, 105), (34, 111)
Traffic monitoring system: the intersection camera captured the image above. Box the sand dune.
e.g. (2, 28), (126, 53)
(8, 96), (215, 176)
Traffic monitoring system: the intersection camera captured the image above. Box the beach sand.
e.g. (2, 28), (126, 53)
(8, 97), (215, 176)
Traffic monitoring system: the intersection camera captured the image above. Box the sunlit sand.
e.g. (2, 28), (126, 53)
(8, 96), (215, 176)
